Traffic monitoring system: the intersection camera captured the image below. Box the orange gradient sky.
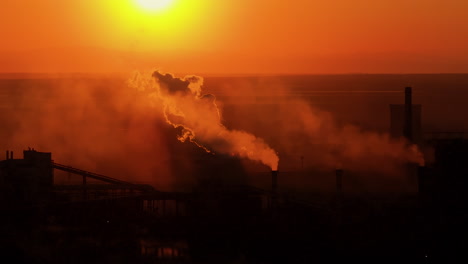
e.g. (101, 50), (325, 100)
(0, 0), (467, 74)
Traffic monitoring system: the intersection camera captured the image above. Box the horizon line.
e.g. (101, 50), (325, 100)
(1, 72), (468, 79)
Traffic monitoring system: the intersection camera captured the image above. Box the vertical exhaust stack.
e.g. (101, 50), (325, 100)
(6, 150), (9, 160)
(404, 87), (413, 142)
(417, 165), (436, 203)
(417, 166), (426, 195)
(271, 170), (278, 193)
(271, 170), (279, 208)
(336, 169), (343, 195)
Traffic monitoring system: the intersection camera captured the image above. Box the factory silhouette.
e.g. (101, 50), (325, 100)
(1, 87), (468, 263)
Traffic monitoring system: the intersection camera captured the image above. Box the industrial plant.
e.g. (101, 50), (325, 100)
(1, 87), (468, 263)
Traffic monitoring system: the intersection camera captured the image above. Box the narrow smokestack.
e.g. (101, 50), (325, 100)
(336, 169), (343, 194)
(404, 87), (413, 142)
(271, 170), (278, 193)
(6, 150), (9, 160)
(417, 166), (426, 194)
(417, 165), (434, 202)
(271, 170), (279, 209)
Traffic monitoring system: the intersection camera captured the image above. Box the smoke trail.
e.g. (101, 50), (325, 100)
(210, 77), (424, 175)
(0, 76), (177, 189)
(295, 101), (425, 170)
(129, 71), (279, 170)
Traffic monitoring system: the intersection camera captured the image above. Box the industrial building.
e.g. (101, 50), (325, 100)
(1, 87), (468, 263)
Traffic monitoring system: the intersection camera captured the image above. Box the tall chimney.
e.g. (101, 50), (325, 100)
(10, 151), (13, 160)
(417, 166), (426, 195)
(404, 87), (413, 142)
(271, 170), (279, 208)
(6, 150), (9, 160)
(271, 170), (278, 193)
(336, 169), (343, 195)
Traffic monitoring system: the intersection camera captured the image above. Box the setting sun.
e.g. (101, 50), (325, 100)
(136, 0), (174, 12)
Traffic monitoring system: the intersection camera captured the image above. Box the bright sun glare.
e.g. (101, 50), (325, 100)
(136, 0), (173, 12)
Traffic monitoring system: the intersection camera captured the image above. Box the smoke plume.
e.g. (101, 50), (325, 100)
(293, 101), (425, 171)
(0, 73), (425, 192)
(0, 76), (181, 189)
(209, 77), (424, 176)
(129, 71), (279, 170)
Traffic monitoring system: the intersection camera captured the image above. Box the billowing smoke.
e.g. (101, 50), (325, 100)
(291, 101), (424, 171)
(128, 71), (279, 170)
(209, 77), (424, 177)
(0, 76), (178, 189)
(0, 72), (425, 192)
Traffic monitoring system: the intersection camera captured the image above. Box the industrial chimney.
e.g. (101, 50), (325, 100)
(271, 170), (278, 193)
(271, 170), (279, 208)
(336, 169), (343, 195)
(417, 166), (426, 195)
(404, 87), (413, 142)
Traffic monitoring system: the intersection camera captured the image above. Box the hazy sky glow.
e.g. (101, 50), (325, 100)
(1, 0), (467, 74)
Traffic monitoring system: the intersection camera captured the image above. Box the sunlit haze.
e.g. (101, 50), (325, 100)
(1, 1), (468, 261)
(136, 0), (174, 12)
(1, 0), (467, 74)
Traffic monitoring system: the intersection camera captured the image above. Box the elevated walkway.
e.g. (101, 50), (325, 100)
(53, 162), (155, 193)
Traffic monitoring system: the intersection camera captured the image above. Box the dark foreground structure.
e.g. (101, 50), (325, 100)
(1, 89), (468, 263)
(0, 147), (467, 264)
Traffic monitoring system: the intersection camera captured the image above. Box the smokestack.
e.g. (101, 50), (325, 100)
(271, 170), (278, 193)
(6, 150), (9, 160)
(10, 151), (13, 160)
(417, 166), (426, 194)
(404, 87), (413, 142)
(336, 169), (343, 195)
(417, 165), (434, 203)
(271, 170), (279, 209)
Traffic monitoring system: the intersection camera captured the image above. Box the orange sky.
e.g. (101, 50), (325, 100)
(1, 0), (467, 74)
